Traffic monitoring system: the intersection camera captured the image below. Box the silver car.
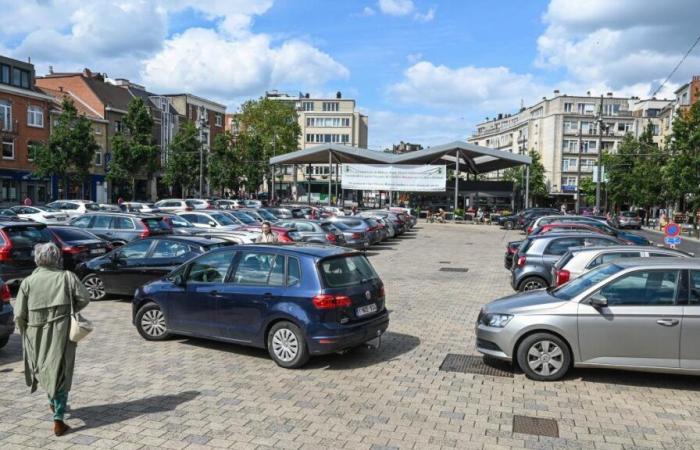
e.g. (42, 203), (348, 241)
(476, 258), (700, 381)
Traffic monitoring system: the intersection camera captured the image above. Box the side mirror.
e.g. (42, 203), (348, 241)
(172, 273), (186, 287)
(589, 293), (608, 308)
(209, 221), (217, 227)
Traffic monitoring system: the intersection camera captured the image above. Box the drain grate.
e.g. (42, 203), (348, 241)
(439, 267), (468, 272)
(438, 261), (451, 264)
(512, 415), (559, 438)
(438, 354), (513, 377)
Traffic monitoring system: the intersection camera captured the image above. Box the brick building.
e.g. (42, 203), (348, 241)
(0, 55), (53, 206)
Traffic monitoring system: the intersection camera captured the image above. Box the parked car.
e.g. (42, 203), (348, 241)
(362, 210), (406, 235)
(186, 199), (216, 210)
(225, 210), (259, 226)
(275, 220), (346, 245)
(154, 199), (197, 212)
(518, 209), (561, 230)
(46, 226), (112, 271)
(263, 207), (293, 219)
(477, 258), (700, 380)
(242, 224), (299, 243)
(551, 245), (690, 287)
(328, 221), (371, 250)
(9, 205), (70, 224)
(240, 208), (279, 222)
(77, 235), (233, 300)
(46, 200), (101, 218)
(176, 211), (242, 231)
(510, 232), (625, 291)
(528, 215), (651, 246)
(529, 222), (610, 237)
(122, 202), (160, 213)
(70, 212), (172, 245)
(215, 199), (243, 210)
(0, 221), (55, 284)
(617, 211), (642, 229)
(132, 244), (389, 368)
(328, 217), (382, 245)
(0, 278), (15, 349)
(244, 199), (262, 208)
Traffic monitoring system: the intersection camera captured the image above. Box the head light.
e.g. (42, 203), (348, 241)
(480, 313), (513, 328)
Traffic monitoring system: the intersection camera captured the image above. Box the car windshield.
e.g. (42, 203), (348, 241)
(185, 200), (197, 208)
(142, 217), (171, 231)
(167, 215), (193, 227)
(257, 209), (277, 220)
(620, 212), (637, 217)
(320, 255), (379, 287)
(585, 220), (615, 234)
(211, 213), (236, 226)
(34, 206), (59, 212)
(551, 263), (623, 300)
(84, 203), (100, 211)
(53, 227), (98, 241)
(232, 212), (256, 224)
(5, 226), (53, 248)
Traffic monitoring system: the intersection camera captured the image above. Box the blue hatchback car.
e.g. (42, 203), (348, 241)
(132, 244), (389, 368)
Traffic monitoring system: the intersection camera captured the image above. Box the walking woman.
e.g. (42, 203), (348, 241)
(14, 243), (91, 436)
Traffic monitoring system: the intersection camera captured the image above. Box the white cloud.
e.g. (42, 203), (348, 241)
(362, 6), (375, 16)
(377, 0), (414, 16)
(365, 109), (468, 150)
(414, 8), (435, 23)
(406, 52), (423, 63)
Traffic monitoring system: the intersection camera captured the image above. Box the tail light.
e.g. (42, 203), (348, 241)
(527, 226), (533, 234)
(278, 233), (293, 243)
(516, 255), (527, 267)
(313, 294), (352, 309)
(139, 220), (151, 238)
(555, 268), (570, 286)
(185, 207), (193, 211)
(206, 203), (214, 209)
(0, 230), (12, 261)
(326, 233), (336, 243)
(351, 232), (362, 239)
(63, 246), (87, 255)
(507, 246), (516, 254)
(0, 284), (10, 303)
(378, 286), (385, 298)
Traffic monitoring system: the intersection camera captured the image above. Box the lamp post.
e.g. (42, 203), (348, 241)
(198, 110), (206, 197)
(595, 95), (604, 212)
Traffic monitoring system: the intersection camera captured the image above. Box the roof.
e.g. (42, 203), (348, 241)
(83, 77), (133, 112)
(269, 141), (531, 173)
(38, 87), (106, 121)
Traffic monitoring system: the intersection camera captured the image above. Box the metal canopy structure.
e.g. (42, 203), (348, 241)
(269, 141), (532, 210)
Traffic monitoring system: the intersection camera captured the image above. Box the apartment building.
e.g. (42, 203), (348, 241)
(659, 75), (700, 144)
(0, 55), (53, 205)
(165, 94), (226, 151)
(469, 92), (651, 200)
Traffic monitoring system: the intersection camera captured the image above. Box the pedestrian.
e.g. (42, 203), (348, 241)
(560, 203), (567, 215)
(256, 221), (279, 243)
(23, 195), (32, 206)
(14, 242), (91, 436)
(476, 207), (484, 224)
(351, 206), (358, 216)
(117, 196), (124, 205)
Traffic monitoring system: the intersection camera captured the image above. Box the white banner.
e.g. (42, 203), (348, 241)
(341, 164), (446, 192)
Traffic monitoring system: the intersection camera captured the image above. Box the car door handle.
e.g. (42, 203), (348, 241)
(263, 293), (273, 301)
(656, 319), (679, 327)
(209, 290), (224, 298)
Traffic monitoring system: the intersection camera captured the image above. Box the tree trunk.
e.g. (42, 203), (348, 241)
(131, 177), (136, 201)
(63, 175), (69, 199)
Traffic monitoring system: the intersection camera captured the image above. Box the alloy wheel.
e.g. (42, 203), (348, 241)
(83, 276), (105, 300)
(526, 340), (564, 377)
(271, 328), (299, 362)
(522, 279), (544, 291)
(140, 309), (167, 337)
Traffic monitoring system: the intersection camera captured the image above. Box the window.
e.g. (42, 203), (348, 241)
(112, 217), (135, 230)
(94, 151), (103, 166)
(320, 255), (378, 287)
(2, 138), (14, 159)
(587, 252), (642, 269)
(71, 216), (92, 228)
(187, 250), (235, 283)
(215, 114), (223, 127)
(287, 257), (301, 286)
(689, 271), (700, 304)
(94, 124), (102, 135)
(649, 252), (677, 258)
(0, 179), (17, 203)
(562, 158), (577, 172)
(598, 270), (679, 306)
(582, 141), (597, 153)
(27, 105), (43, 128)
(564, 102), (573, 113)
(233, 252), (285, 286)
(91, 215), (112, 229)
(0, 100), (11, 131)
(563, 139), (578, 152)
(301, 101), (314, 111)
(11, 68), (21, 87)
(27, 141), (41, 161)
(151, 240), (191, 258)
(563, 120), (577, 132)
(119, 240), (153, 259)
(578, 103), (595, 114)
(0, 64), (9, 84)
(546, 237), (587, 256)
(322, 102), (339, 112)
(115, 121), (122, 133)
(603, 103), (621, 116)
(617, 122), (631, 133)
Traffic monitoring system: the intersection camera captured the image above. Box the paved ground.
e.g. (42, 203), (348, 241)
(2, 223), (700, 449)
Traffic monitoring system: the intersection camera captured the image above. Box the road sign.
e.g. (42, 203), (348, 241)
(664, 223), (681, 237)
(664, 236), (682, 246)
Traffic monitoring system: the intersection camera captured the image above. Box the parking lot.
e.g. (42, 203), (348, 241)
(2, 223), (700, 449)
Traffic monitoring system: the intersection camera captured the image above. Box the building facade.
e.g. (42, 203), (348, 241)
(0, 55), (53, 206)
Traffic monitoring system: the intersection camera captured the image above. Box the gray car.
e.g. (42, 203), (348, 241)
(275, 219), (346, 246)
(477, 258), (700, 381)
(511, 232), (625, 291)
(70, 212), (172, 245)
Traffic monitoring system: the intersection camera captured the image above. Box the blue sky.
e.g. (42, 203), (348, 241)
(1, 0), (698, 149)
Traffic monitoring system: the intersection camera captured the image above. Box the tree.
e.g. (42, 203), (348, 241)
(237, 97), (301, 193)
(665, 102), (700, 211)
(163, 121), (200, 196)
(630, 124), (666, 215)
(603, 134), (637, 210)
(502, 150), (547, 205)
(578, 177), (596, 206)
(238, 133), (266, 194)
(34, 98), (99, 199)
(106, 98), (159, 199)
(208, 131), (242, 196)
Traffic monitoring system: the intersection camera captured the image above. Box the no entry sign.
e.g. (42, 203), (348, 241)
(664, 223), (681, 237)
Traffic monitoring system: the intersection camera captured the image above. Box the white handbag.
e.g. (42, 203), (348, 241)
(68, 273), (93, 343)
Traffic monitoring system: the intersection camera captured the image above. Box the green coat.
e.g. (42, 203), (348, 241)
(15, 267), (90, 399)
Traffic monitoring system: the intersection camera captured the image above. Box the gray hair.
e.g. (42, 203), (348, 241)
(34, 242), (63, 269)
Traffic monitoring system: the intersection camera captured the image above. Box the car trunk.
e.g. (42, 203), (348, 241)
(1, 225), (53, 271)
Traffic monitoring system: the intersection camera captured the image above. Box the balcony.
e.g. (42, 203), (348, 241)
(0, 119), (18, 135)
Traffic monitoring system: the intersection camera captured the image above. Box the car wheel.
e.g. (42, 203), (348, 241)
(82, 274), (106, 300)
(0, 335), (9, 349)
(517, 333), (571, 381)
(267, 321), (309, 369)
(135, 303), (171, 341)
(504, 221), (514, 230)
(519, 276), (546, 292)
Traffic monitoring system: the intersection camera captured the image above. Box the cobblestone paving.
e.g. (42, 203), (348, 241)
(2, 223), (700, 449)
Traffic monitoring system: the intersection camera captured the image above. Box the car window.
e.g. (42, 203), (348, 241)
(690, 271), (700, 304)
(4, 226), (52, 248)
(71, 216), (92, 228)
(584, 237), (617, 247)
(211, 213), (236, 226)
(649, 252), (677, 257)
(320, 255), (378, 287)
(151, 240), (191, 258)
(142, 217), (170, 231)
(118, 239), (153, 259)
(180, 213), (201, 224)
(91, 215), (112, 229)
(294, 222), (315, 232)
(63, 202), (79, 210)
(84, 203), (100, 211)
(187, 250), (235, 283)
(551, 263), (623, 300)
(232, 252), (285, 286)
(588, 252), (642, 269)
(112, 217), (135, 230)
(167, 215), (192, 228)
(53, 227), (98, 241)
(599, 270), (679, 306)
(287, 257), (301, 286)
(545, 238), (585, 256)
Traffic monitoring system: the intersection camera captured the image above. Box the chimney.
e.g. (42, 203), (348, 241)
(587, 90), (591, 96)
(83, 68), (92, 77)
(336, 91), (342, 99)
(553, 89), (560, 94)
(28, 56), (31, 63)
(49, 65), (54, 74)
(497, 113), (503, 120)
(305, 92), (310, 98)
(606, 92), (613, 97)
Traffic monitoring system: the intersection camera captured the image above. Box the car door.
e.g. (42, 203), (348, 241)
(682, 270), (700, 369)
(99, 239), (155, 295)
(145, 239), (198, 279)
(165, 249), (236, 336)
(577, 268), (683, 368)
(212, 251), (284, 342)
(88, 215), (114, 241)
(111, 216), (137, 242)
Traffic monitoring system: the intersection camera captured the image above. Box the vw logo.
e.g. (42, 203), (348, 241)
(365, 290), (371, 300)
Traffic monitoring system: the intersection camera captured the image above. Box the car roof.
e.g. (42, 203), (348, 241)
(0, 220), (45, 227)
(81, 212), (162, 218)
(217, 242), (357, 258)
(611, 257), (700, 269)
(569, 245), (691, 256)
(142, 235), (228, 245)
(529, 231), (617, 240)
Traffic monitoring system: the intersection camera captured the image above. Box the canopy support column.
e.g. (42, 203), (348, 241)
(525, 164), (530, 208)
(454, 150), (460, 222)
(328, 151), (332, 206)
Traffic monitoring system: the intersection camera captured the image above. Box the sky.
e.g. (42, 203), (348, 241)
(1, 0), (699, 150)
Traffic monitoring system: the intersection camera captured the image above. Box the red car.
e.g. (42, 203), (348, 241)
(243, 224), (299, 243)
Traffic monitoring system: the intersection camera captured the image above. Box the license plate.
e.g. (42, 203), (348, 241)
(91, 248), (106, 255)
(356, 303), (377, 317)
(56, 217), (66, 221)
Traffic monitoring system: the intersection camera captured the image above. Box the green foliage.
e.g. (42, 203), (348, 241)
(163, 121), (201, 195)
(106, 98), (159, 197)
(501, 150), (548, 199)
(208, 132), (242, 196)
(238, 133), (266, 193)
(34, 97), (99, 198)
(665, 102), (700, 210)
(578, 177), (596, 205)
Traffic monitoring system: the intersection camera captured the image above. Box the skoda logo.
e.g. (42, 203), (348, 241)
(365, 290), (371, 300)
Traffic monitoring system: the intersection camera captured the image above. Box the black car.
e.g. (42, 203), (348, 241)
(46, 226), (113, 271)
(0, 221), (55, 284)
(70, 212), (172, 245)
(76, 236), (233, 300)
(0, 278), (14, 349)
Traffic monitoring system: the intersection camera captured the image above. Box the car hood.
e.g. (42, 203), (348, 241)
(483, 289), (569, 315)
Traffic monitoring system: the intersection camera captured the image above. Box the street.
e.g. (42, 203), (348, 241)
(2, 223), (700, 449)
(636, 228), (700, 256)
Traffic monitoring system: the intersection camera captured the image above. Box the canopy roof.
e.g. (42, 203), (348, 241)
(269, 141), (531, 173)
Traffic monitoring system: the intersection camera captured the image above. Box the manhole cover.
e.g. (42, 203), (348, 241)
(438, 261), (451, 264)
(438, 354), (513, 377)
(512, 415), (559, 438)
(439, 267), (468, 272)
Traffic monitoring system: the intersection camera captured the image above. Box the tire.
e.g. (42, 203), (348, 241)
(504, 221), (514, 230)
(0, 335), (9, 349)
(135, 303), (171, 341)
(82, 274), (107, 300)
(267, 321), (309, 369)
(518, 276), (547, 292)
(516, 332), (571, 381)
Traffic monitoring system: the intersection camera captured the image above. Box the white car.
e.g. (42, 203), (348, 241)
(9, 206), (70, 224)
(185, 199), (216, 209)
(244, 199), (262, 208)
(215, 199), (243, 209)
(551, 245), (690, 287)
(46, 200), (101, 218)
(122, 202), (159, 213)
(176, 211), (242, 231)
(154, 199), (196, 212)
